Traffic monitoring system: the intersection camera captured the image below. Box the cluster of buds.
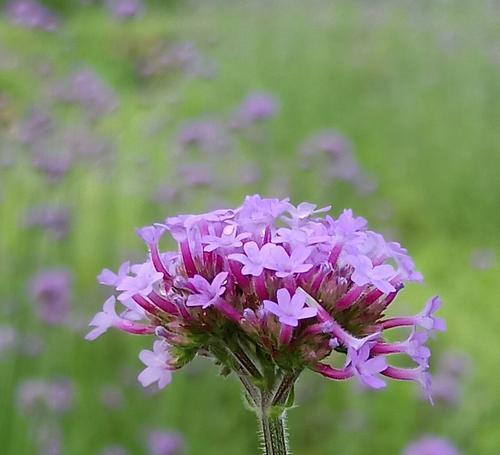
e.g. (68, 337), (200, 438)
(87, 195), (444, 409)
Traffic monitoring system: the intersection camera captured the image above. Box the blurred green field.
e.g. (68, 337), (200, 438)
(1, 1), (500, 454)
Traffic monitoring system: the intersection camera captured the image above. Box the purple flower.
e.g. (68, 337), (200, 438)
(403, 436), (461, 455)
(265, 245), (313, 277)
(416, 296), (446, 333)
(16, 378), (73, 415)
(146, 430), (184, 455)
(54, 68), (118, 118)
(45, 378), (74, 413)
(85, 296), (120, 340)
(237, 194), (290, 229)
(99, 385), (125, 409)
(231, 92), (279, 128)
(282, 202), (331, 226)
(24, 205), (72, 240)
(6, 0), (58, 31)
(15, 106), (52, 144)
(264, 288), (317, 327)
(346, 254), (396, 293)
(106, 0), (144, 20)
(346, 344), (387, 389)
(98, 261), (130, 287)
(29, 269), (72, 325)
(140, 42), (216, 80)
(186, 272), (228, 309)
(332, 209), (367, 236)
(202, 224), (250, 252)
(176, 119), (230, 154)
(430, 374), (460, 406)
(470, 248), (496, 270)
(373, 330), (430, 369)
(403, 330), (431, 368)
(87, 195), (443, 408)
(228, 241), (269, 276)
(138, 340), (172, 389)
(116, 262), (164, 301)
(31, 147), (74, 183)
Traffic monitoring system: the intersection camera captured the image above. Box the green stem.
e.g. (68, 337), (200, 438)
(272, 370), (300, 406)
(259, 407), (289, 455)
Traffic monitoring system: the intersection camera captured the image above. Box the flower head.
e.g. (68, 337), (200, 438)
(88, 196), (443, 398)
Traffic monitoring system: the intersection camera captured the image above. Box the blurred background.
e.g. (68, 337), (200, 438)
(1, 0), (499, 454)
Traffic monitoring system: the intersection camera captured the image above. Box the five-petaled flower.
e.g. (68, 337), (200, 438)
(264, 288), (318, 327)
(186, 272), (228, 309)
(138, 340), (173, 389)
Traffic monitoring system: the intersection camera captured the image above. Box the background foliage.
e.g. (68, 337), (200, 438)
(1, 1), (499, 453)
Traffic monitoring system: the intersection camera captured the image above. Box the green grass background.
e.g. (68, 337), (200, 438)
(1, 1), (499, 453)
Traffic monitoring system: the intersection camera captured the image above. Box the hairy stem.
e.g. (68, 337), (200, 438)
(259, 407), (289, 455)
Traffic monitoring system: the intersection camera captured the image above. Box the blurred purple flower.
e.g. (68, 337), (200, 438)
(15, 107), (53, 144)
(37, 425), (62, 455)
(178, 163), (214, 187)
(470, 248), (496, 270)
(6, 0), (58, 32)
(428, 351), (471, 406)
(231, 92), (279, 129)
(430, 374), (460, 406)
(24, 205), (72, 239)
(152, 185), (180, 204)
(60, 127), (114, 165)
(99, 385), (125, 410)
(299, 130), (375, 194)
(31, 147), (74, 183)
(16, 378), (73, 415)
(106, 0), (144, 20)
(139, 42), (216, 79)
(439, 351), (472, 378)
(54, 68), (118, 118)
(147, 430), (184, 455)
(46, 378), (74, 413)
(29, 269), (72, 325)
(403, 436), (461, 455)
(176, 119), (231, 155)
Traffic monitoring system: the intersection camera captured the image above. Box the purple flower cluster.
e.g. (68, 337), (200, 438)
(430, 351), (471, 406)
(24, 204), (72, 239)
(230, 92), (279, 129)
(5, 0), (58, 32)
(17, 378), (74, 415)
(176, 119), (231, 155)
(87, 196), (443, 399)
(139, 42), (217, 80)
(29, 268), (72, 325)
(106, 0), (144, 20)
(300, 130), (376, 195)
(147, 430), (184, 455)
(403, 436), (461, 455)
(53, 68), (118, 118)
